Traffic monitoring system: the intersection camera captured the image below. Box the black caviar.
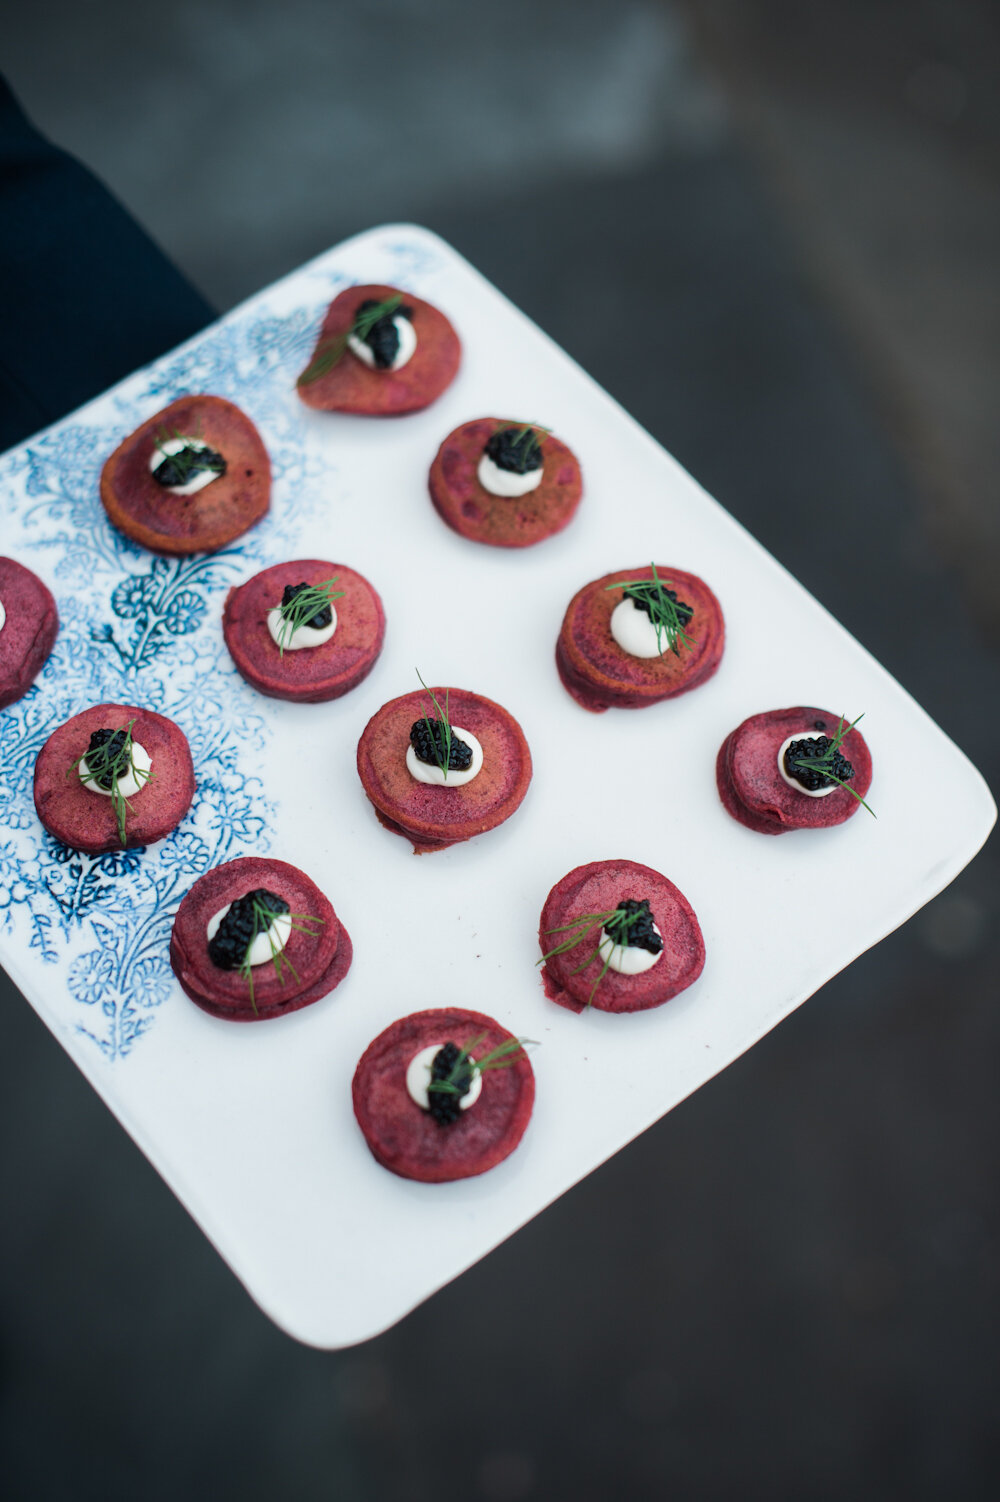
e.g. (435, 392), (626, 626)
(356, 298), (413, 369)
(427, 1041), (475, 1127)
(152, 443), (226, 489)
(84, 727), (129, 790)
(604, 898), (663, 954)
(625, 581), (693, 628)
(484, 425), (544, 475)
(783, 735), (855, 792)
(280, 581), (333, 629)
(208, 887), (290, 970)
(409, 718), (473, 771)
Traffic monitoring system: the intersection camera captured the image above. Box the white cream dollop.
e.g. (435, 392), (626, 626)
(597, 922), (664, 975)
(266, 603), (337, 652)
(777, 733), (840, 798)
(149, 436), (223, 496)
(0, 597), (6, 635)
(348, 315), (417, 371)
(205, 902), (292, 967)
(406, 725), (484, 788)
(406, 1043), (482, 1113)
(610, 597), (677, 659)
(79, 740), (152, 799)
(477, 452), (543, 498)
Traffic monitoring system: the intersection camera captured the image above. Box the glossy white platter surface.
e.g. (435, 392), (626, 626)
(0, 225), (993, 1347)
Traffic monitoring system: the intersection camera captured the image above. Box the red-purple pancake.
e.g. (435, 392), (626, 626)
(428, 418), (582, 548)
(356, 686), (532, 853)
(716, 706), (873, 835)
(169, 856), (351, 1022)
(352, 1008), (535, 1182)
(296, 283), (460, 416)
(100, 394), (271, 555)
(539, 859), (705, 1014)
(556, 565), (724, 712)
(0, 557), (59, 709)
(33, 702), (195, 854)
(222, 559), (386, 702)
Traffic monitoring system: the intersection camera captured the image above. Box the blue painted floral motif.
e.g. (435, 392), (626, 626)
(0, 292), (338, 1060)
(95, 553), (234, 671)
(0, 604), (275, 1058)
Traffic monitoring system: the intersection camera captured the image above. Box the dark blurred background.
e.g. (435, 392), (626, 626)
(2, 2), (998, 1497)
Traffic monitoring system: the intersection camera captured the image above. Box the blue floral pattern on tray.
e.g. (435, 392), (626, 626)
(0, 281), (371, 1061)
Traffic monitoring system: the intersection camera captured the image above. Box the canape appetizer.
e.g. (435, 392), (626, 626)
(352, 1008), (535, 1181)
(297, 284), (460, 416)
(33, 703), (194, 853)
(100, 395), (271, 554)
(556, 563), (724, 712)
(429, 418), (582, 547)
(356, 674), (532, 853)
(0, 556), (58, 709)
(169, 856), (352, 1021)
(538, 859), (705, 1014)
(716, 707), (873, 834)
(222, 559), (385, 702)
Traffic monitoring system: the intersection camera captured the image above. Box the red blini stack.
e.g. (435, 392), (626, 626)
(0, 556), (59, 709)
(223, 559), (385, 702)
(429, 418), (582, 547)
(170, 857), (352, 1021)
(716, 706), (873, 834)
(297, 283), (460, 416)
(353, 1008), (535, 1182)
(100, 395), (271, 555)
(539, 859), (705, 1014)
(556, 565), (724, 712)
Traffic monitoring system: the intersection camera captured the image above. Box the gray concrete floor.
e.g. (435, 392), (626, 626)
(680, 0), (1000, 642)
(2, 3), (998, 1499)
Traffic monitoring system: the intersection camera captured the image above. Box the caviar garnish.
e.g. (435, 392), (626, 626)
(68, 718), (153, 847)
(485, 423), (546, 475)
(355, 296), (413, 369)
(412, 670), (469, 781)
(297, 293), (408, 386)
(605, 563), (696, 656)
(604, 898), (662, 955)
(272, 576), (344, 656)
(410, 718), (473, 771)
(426, 1033), (535, 1127)
(540, 900), (661, 1006)
(282, 583), (333, 630)
(83, 728), (129, 791)
(152, 430), (226, 489)
(426, 1041), (474, 1126)
(785, 713), (875, 816)
(208, 888), (290, 970)
(783, 736), (854, 792)
(627, 584), (693, 630)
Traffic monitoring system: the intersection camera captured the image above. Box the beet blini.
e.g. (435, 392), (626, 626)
(429, 418), (582, 547)
(356, 681), (532, 853)
(557, 564), (724, 712)
(0, 556), (59, 709)
(33, 703), (195, 853)
(352, 1008), (535, 1182)
(100, 394), (271, 555)
(716, 706), (873, 834)
(539, 859), (705, 1014)
(297, 284), (460, 416)
(222, 559), (385, 702)
(170, 856), (352, 1021)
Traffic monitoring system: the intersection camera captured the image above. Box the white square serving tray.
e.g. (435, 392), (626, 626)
(0, 224), (993, 1348)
